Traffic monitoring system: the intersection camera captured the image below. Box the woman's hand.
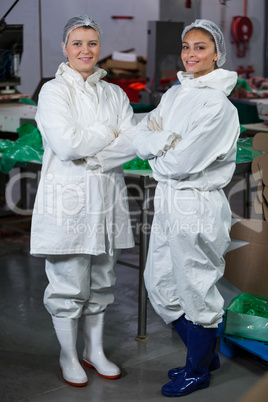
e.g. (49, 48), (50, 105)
(170, 135), (182, 149)
(147, 116), (163, 131)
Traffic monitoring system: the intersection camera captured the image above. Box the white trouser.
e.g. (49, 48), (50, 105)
(144, 183), (231, 328)
(44, 250), (120, 318)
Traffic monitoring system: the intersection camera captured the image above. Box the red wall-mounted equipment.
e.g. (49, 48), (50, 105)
(231, 16), (253, 57)
(231, 0), (253, 58)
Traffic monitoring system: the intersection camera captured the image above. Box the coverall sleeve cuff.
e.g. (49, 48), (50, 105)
(84, 156), (102, 170)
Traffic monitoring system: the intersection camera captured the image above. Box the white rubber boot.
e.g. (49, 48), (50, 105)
(82, 312), (121, 379)
(52, 316), (88, 387)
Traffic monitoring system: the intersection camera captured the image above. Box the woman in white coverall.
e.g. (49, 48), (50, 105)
(133, 19), (240, 397)
(30, 15), (136, 387)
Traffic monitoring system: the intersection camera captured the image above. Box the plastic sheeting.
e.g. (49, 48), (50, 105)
(0, 122), (261, 173)
(236, 137), (262, 162)
(225, 293), (268, 342)
(0, 122), (43, 174)
(123, 157), (151, 170)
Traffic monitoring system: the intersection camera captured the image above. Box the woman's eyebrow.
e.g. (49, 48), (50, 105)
(71, 39), (98, 42)
(182, 41), (207, 46)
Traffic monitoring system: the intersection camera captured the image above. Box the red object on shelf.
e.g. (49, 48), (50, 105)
(236, 65), (246, 78)
(111, 16), (134, 19)
(105, 77), (177, 103)
(106, 78), (145, 102)
(0, 93), (31, 101)
(128, 82), (146, 91)
(246, 65), (255, 79)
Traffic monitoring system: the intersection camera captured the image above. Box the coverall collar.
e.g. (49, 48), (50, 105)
(56, 62), (107, 86)
(177, 68), (238, 96)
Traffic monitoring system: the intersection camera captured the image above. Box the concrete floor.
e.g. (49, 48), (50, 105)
(0, 175), (267, 401)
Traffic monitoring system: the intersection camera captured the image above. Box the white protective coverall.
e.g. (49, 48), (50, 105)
(133, 69), (240, 328)
(30, 63), (136, 316)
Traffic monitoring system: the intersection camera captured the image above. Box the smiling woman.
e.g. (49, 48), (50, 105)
(181, 29), (218, 78)
(30, 14), (136, 389)
(132, 19), (240, 398)
(63, 28), (100, 80)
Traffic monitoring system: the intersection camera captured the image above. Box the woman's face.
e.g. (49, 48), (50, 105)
(64, 27), (100, 80)
(181, 29), (218, 78)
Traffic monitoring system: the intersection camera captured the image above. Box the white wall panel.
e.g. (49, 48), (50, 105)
(0, 0), (265, 96)
(0, 0), (159, 95)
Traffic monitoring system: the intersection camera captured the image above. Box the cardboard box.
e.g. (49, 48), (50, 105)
(99, 60), (146, 79)
(251, 132), (268, 218)
(222, 133), (268, 371)
(112, 51), (137, 62)
(224, 219), (268, 297)
(98, 54), (147, 79)
(104, 59), (143, 71)
(264, 185), (268, 203)
(251, 153), (268, 186)
(253, 131), (268, 152)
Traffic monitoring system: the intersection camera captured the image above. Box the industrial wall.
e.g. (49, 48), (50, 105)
(160, 0), (265, 78)
(0, 0), (160, 96)
(0, 0), (266, 96)
(200, 0), (265, 77)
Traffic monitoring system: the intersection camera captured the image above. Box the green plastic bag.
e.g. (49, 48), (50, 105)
(224, 293), (268, 342)
(236, 137), (262, 162)
(123, 157), (151, 170)
(0, 122), (43, 174)
(233, 78), (252, 92)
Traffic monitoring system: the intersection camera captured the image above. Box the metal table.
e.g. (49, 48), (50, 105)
(124, 170), (156, 340)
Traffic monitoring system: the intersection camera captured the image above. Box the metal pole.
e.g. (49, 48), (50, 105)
(136, 186), (150, 340)
(39, 0), (43, 79)
(265, 0), (268, 77)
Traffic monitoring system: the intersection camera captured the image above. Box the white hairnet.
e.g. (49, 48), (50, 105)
(62, 15), (102, 48)
(181, 19), (226, 67)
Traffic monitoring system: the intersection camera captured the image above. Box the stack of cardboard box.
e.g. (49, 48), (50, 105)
(224, 132), (268, 301)
(223, 132), (268, 402)
(224, 218), (268, 297)
(98, 51), (146, 79)
(252, 132), (268, 220)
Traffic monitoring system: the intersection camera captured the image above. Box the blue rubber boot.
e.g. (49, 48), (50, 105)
(172, 315), (188, 344)
(168, 316), (220, 379)
(162, 322), (218, 397)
